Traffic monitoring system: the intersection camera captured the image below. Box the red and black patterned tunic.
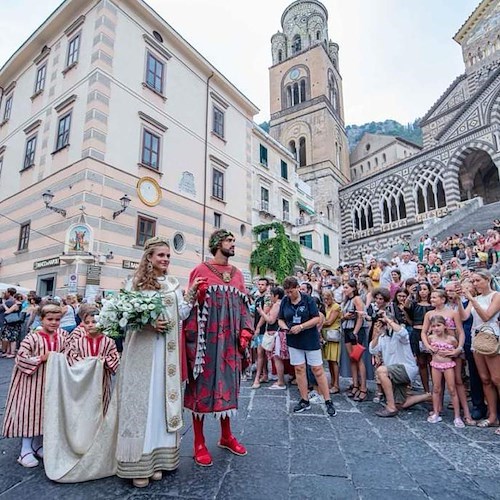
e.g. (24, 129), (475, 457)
(183, 262), (252, 417)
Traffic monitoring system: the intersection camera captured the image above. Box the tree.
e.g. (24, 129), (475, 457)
(250, 222), (306, 283)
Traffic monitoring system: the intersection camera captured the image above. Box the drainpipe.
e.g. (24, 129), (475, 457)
(201, 72), (214, 262)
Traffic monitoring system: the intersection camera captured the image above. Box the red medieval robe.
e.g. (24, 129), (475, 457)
(183, 261), (253, 418)
(2, 329), (69, 438)
(66, 328), (119, 415)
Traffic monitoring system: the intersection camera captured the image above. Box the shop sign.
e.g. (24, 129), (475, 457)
(33, 257), (60, 270)
(122, 260), (140, 270)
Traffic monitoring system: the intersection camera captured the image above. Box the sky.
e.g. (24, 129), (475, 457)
(0, 0), (480, 125)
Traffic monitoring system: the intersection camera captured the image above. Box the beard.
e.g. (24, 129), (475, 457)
(221, 247), (235, 257)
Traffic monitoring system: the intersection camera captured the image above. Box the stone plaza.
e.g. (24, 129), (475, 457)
(0, 358), (498, 500)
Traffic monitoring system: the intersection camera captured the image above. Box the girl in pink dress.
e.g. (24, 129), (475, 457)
(426, 315), (464, 428)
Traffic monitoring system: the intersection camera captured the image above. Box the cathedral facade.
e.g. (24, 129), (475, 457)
(339, 0), (500, 262)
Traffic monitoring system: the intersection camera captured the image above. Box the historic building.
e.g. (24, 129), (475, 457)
(0, 0), (339, 297)
(268, 0), (350, 260)
(0, 0), (261, 296)
(339, 0), (500, 262)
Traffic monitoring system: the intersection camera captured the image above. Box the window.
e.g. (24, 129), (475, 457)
(280, 160), (288, 180)
(316, 31), (321, 40)
(259, 144), (268, 166)
(34, 65), (47, 94)
(382, 153), (387, 163)
(260, 230), (269, 241)
(141, 129), (160, 169)
(415, 167), (447, 214)
(299, 137), (306, 167)
(136, 216), (156, 247)
(146, 52), (164, 94)
(287, 79), (307, 107)
(0, 156), (3, 178)
(23, 135), (37, 169)
(323, 234), (330, 256)
(3, 95), (13, 122)
(282, 199), (290, 221)
(278, 50), (283, 62)
(260, 186), (269, 211)
(213, 106), (224, 138)
(214, 212), (222, 228)
(173, 232), (185, 253)
(18, 222), (30, 251)
(292, 35), (301, 54)
(66, 34), (80, 66)
(55, 113), (71, 150)
(299, 234), (313, 249)
(212, 168), (224, 200)
(289, 140), (297, 160)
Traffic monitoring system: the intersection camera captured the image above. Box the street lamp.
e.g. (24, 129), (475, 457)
(113, 194), (131, 219)
(42, 189), (67, 217)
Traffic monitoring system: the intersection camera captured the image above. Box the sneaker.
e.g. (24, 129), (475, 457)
(293, 399), (311, 413)
(454, 417), (465, 428)
(427, 414), (442, 424)
(325, 400), (337, 417)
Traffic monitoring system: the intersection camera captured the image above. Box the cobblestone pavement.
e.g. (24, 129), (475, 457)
(0, 358), (499, 499)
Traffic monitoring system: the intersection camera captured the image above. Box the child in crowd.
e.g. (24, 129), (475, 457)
(67, 308), (119, 414)
(2, 304), (69, 467)
(426, 315), (463, 428)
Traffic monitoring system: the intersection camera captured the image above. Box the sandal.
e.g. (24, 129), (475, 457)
(251, 383), (261, 389)
(329, 387), (340, 394)
(477, 419), (499, 428)
(463, 417), (477, 427)
(132, 478), (149, 488)
(347, 386), (359, 398)
(354, 390), (368, 402)
(454, 418), (465, 428)
(427, 414), (442, 424)
(269, 383), (286, 390)
(32, 445), (43, 459)
(494, 428), (500, 436)
(17, 452), (39, 468)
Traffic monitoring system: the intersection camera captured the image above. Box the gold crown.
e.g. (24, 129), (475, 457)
(144, 236), (170, 250)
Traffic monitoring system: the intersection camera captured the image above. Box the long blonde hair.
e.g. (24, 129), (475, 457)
(132, 243), (169, 291)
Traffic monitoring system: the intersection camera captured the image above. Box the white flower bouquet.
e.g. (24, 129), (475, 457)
(96, 289), (172, 339)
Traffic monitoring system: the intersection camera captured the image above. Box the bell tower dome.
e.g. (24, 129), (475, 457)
(269, 0), (350, 225)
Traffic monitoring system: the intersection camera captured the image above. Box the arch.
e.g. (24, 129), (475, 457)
(299, 137), (307, 167)
(412, 165), (447, 214)
(278, 49), (283, 62)
(300, 79), (306, 102)
(281, 65), (311, 108)
(281, 120), (313, 166)
(327, 70), (339, 112)
(292, 34), (302, 54)
(350, 190), (375, 231)
(377, 176), (408, 223)
(289, 140), (297, 160)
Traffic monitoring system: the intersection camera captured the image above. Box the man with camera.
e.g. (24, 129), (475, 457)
(370, 311), (431, 417)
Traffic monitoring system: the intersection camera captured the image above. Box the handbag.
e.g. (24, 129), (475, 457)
(4, 311), (21, 324)
(262, 331), (277, 352)
(326, 329), (341, 342)
(472, 325), (499, 356)
(349, 343), (366, 362)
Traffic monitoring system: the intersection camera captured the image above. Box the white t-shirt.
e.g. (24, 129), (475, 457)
(398, 261), (418, 282)
(369, 326), (418, 382)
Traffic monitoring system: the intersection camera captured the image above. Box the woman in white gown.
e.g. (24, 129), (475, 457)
(43, 236), (204, 488)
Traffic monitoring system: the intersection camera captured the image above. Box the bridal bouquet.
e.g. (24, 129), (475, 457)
(96, 290), (172, 339)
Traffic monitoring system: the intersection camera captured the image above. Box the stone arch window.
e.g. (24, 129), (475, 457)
(335, 141), (341, 168)
(382, 153), (387, 163)
(316, 31), (321, 40)
(375, 157), (379, 167)
(414, 167), (446, 214)
(286, 78), (308, 107)
(380, 181), (407, 223)
(278, 49), (283, 62)
(289, 140), (297, 160)
(367, 161), (371, 170)
(299, 137), (307, 167)
(292, 35), (302, 54)
(360, 164), (364, 174)
(352, 192), (374, 231)
(328, 72), (339, 111)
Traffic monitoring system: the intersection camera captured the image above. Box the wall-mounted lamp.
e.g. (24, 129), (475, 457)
(42, 189), (67, 217)
(113, 194), (131, 219)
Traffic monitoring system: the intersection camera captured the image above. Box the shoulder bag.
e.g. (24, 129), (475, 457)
(472, 325), (499, 356)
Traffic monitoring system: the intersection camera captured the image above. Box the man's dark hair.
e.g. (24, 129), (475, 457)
(271, 286), (284, 299)
(6, 287), (16, 296)
(258, 277), (270, 285)
(282, 276), (299, 290)
(372, 288), (391, 302)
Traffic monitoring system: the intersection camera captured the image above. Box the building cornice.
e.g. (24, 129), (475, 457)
(453, 0), (495, 44)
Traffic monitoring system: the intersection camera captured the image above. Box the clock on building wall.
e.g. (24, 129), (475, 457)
(137, 177), (162, 207)
(290, 68), (300, 80)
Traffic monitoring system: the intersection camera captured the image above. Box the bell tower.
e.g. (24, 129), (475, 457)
(269, 0), (350, 224)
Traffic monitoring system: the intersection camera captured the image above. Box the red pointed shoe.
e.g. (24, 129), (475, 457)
(217, 435), (247, 456)
(194, 443), (213, 467)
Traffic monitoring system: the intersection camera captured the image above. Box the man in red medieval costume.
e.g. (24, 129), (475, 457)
(184, 229), (253, 467)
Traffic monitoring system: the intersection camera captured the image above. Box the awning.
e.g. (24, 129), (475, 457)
(297, 201), (315, 215)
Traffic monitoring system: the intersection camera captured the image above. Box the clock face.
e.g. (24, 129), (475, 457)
(137, 177), (161, 206)
(290, 68), (300, 80)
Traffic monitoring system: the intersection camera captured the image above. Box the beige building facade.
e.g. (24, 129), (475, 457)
(0, 0), (259, 296)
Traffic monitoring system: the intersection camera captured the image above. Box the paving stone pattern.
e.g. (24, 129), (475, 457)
(0, 358), (498, 499)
